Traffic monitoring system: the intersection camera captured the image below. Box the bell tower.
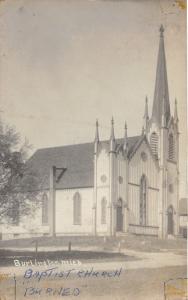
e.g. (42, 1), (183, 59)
(148, 25), (179, 238)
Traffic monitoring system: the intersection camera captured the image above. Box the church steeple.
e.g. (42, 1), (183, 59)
(109, 117), (116, 152)
(151, 25), (171, 127)
(143, 96), (149, 134)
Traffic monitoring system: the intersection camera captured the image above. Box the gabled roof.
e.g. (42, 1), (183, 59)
(99, 136), (140, 157)
(28, 136), (140, 190)
(28, 143), (94, 190)
(127, 135), (145, 160)
(128, 135), (159, 168)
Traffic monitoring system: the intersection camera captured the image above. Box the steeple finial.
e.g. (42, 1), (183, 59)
(151, 25), (170, 127)
(110, 116), (115, 140)
(144, 96), (149, 119)
(141, 126), (145, 135)
(123, 121), (128, 152)
(109, 117), (116, 152)
(159, 24), (164, 37)
(124, 121), (127, 131)
(94, 119), (99, 142)
(174, 98), (179, 123)
(143, 96), (149, 134)
(94, 119), (99, 154)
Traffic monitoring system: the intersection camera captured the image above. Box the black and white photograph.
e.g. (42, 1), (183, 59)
(0, 0), (187, 299)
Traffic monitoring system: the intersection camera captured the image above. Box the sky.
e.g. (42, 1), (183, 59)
(0, 0), (187, 197)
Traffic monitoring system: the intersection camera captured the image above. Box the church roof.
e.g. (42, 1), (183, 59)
(151, 25), (171, 126)
(28, 136), (140, 190)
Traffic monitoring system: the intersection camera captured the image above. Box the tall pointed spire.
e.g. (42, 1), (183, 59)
(110, 117), (116, 152)
(174, 98), (179, 123)
(151, 25), (171, 127)
(143, 96), (149, 133)
(123, 121), (128, 152)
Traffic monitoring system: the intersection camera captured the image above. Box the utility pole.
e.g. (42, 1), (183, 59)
(49, 166), (67, 237)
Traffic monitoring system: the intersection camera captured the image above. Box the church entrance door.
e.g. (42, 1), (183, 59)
(116, 198), (123, 232)
(167, 206), (173, 235)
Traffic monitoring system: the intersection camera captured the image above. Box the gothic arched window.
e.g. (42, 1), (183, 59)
(140, 175), (147, 226)
(150, 132), (158, 158)
(42, 193), (48, 225)
(73, 192), (81, 225)
(101, 197), (107, 224)
(168, 133), (174, 160)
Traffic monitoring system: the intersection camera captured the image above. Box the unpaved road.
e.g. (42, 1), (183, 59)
(0, 249), (186, 300)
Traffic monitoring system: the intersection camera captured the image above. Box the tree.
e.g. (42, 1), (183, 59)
(0, 117), (40, 224)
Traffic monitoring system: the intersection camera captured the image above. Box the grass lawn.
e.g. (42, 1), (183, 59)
(0, 234), (186, 252)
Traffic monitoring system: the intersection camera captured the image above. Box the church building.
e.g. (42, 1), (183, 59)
(4, 26), (180, 240)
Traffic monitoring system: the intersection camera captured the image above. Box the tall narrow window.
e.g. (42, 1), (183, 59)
(42, 193), (48, 225)
(73, 192), (81, 225)
(168, 133), (174, 160)
(101, 197), (107, 224)
(150, 132), (158, 158)
(140, 175), (147, 226)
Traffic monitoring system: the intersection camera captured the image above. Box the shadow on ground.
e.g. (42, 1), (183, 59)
(0, 249), (138, 266)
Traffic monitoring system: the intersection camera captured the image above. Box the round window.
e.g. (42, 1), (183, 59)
(141, 152), (147, 161)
